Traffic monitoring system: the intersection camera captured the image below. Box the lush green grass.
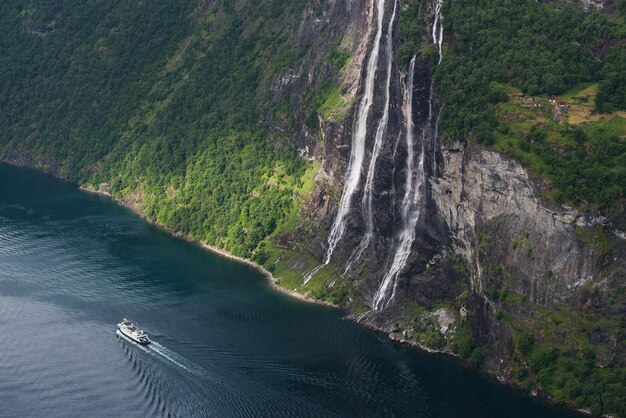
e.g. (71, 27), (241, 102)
(318, 86), (350, 121)
(560, 82), (598, 103)
(491, 86), (626, 217)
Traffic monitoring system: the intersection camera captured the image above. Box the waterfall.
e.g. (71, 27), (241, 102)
(432, 0), (444, 64)
(304, 0), (387, 284)
(433, 102), (442, 175)
(372, 56), (425, 310)
(431, 0), (443, 174)
(370, 1), (444, 308)
(343, 0), (398, 274)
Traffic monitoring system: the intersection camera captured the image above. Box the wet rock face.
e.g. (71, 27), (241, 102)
(279, 0), (622, 309)
(266, 0), (625, 381)
(296, 0), (409, 270)
(254, 4), (626, 406)
(339, 53), (451, 307)
(261, 0), (372, 156)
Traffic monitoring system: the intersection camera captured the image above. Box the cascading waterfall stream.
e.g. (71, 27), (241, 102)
(343, 0), (398, 274)
(372, 56), (424, 310)
(433, 102), (442, 175)
(431, 0), (444, 177)
(432, 0), (444, 64)
(304, 0), (387, 284)
(372, 0), (446, 309)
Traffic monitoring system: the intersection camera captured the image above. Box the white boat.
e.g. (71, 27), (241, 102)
(117, 318), (151, 345)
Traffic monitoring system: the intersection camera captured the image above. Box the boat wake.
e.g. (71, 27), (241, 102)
(116, 330), (206, 377)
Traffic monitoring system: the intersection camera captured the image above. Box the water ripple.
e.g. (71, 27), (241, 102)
(0, 163), (581, 418)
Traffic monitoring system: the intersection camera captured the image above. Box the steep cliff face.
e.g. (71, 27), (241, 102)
(434, 146), (605, 306)
(261, 0), (372, 145)
(262, 0), (625, 414)
(430, 144), (625, 361)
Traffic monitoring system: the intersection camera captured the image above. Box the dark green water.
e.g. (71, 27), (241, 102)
(0, 162), (582, 417)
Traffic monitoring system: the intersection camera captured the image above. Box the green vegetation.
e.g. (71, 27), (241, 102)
(526, 346), (626, 416)
(491, 90), (625, 217)
(503, 294), (625, 417)
(1, 3), (624, 415)
(435, 0), (626, 216)
(437, 0), (625, 141)
(450, 254), (470, 278)
(596, 47), (626, 112)
(453, 323), (485, 369)
(318, 84), (350, 121)
(327, 43), (351, 71)
(513, 330), (534, 355)
(0, 0), (316, 258)
(396, 0), (426, 65)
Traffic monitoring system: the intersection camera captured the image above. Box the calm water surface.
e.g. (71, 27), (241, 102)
(0, 163), (581, 418)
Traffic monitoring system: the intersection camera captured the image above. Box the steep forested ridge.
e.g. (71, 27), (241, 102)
(1, 0), (625, 416)
(0, 0), (314, 256)
(2, 0), (624, 253)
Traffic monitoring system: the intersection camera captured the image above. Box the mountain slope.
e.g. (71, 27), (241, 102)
(1, 0), (625, 416)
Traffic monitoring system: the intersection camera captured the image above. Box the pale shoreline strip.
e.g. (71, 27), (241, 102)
(77, 185), (339, 309)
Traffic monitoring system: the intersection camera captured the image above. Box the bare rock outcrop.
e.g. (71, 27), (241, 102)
(432, 145), (607, 306)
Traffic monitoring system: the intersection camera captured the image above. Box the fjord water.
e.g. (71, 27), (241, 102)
(0, 163), (579, 418)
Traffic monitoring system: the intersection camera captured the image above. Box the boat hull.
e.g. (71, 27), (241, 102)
(116, 327), (151, 345)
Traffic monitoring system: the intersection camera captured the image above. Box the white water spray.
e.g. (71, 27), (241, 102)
(344, 0), (398, 273)
(373, 57), (425, 310)
(372, 2), (445, 309)
(304, 0), (387, 284)
(117, 331), (206, 376)
(432, 101), (442, 175)
(432, 0), (444, 64)
(431, 0), (444, 174)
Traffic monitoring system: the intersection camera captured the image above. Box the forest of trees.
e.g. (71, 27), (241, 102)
(435, 0), (625, 217)
(0, 0), (311, 257)
(2, 0), (623, 252)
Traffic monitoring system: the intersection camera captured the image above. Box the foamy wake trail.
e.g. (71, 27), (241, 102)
(117, 331), (206, 377)
(149, 342), (206, 377)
